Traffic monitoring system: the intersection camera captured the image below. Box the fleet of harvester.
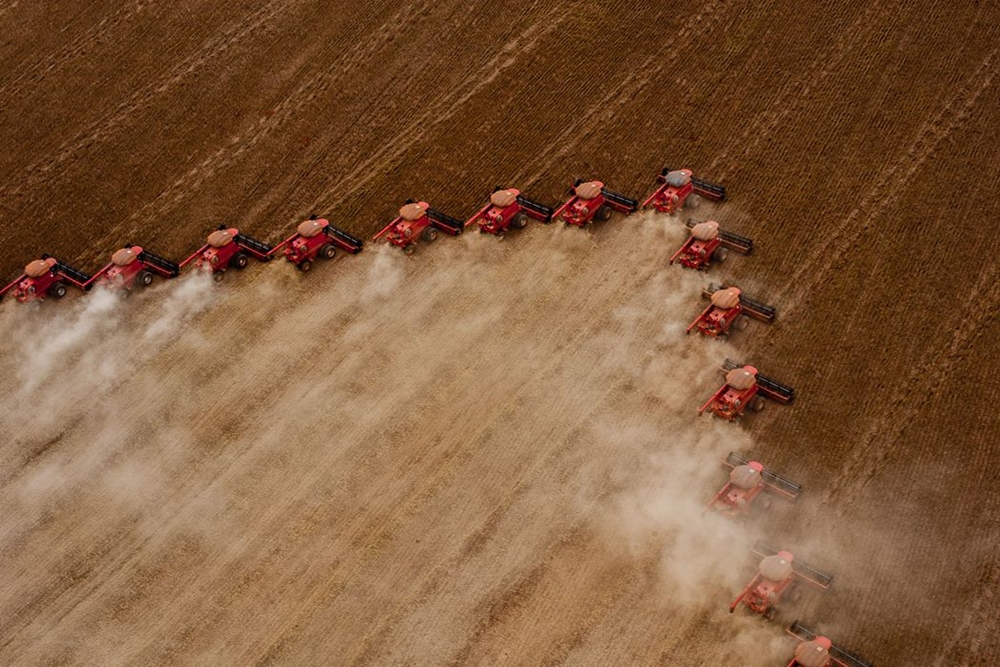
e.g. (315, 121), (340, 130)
(0, 167), (872, 665)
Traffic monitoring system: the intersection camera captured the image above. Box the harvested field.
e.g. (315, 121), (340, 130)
(1, 1), (999, 664)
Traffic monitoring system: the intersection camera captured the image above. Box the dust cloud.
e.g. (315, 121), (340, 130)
(0, 210), (790, 664)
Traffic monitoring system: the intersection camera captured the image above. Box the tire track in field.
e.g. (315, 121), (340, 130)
(777, 46), (998, 315)
(0, 0), (298, 203)
(707, 1), (887, 180)
(108, 0), (417, 239)
(514, 0), (729, 188)
(0, 1), (152, 99)
(305, 2), (573, 214)
(824, 259), (1000, 502)
(932, 545), (1000, 664)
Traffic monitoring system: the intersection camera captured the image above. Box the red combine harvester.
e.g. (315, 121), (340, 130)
(179, 225), (273, 278)
(372, 200), (464, 254)
(700, 358), (794, 420)
(785, 621), (873, 667)
(643, 167), (726, 214)
(686, 283), (775, 337)
(706, 452), (801, 518)
(0, 256), (93, 303)
(730, 542), (833, 620)
(92, 245), (180, 291)
(670, 218), (753, 270)
(269, 217), (363, 271)
(552, 179), (638, 227)
(465, 187), (553, 236)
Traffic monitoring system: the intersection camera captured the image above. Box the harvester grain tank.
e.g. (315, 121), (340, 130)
(730, 542), (833, 620)
(686, 283), (775, 337)
(270, 217), (363, 271)
(465, 187), (553, 236)
(553, 179), (638, 227)
(372, 200), (464, 254)
(670, 219), (753, 270)
(785, 621), (873, 667)
(706, 452), (801, 517)
(643, 167), (725, 214)
(0, 256), (93, 303)
(92, 245), (180, 291)
(180, 226), (273, 278)
(699, 358), (794, 420)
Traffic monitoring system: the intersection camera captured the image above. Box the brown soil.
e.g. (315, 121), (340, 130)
(2, 2), (999, 664)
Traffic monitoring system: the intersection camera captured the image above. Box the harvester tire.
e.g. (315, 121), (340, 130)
(213, 271), (224, 282)
(751, 396), (765, 412)
(686, 194), (702, 209)
(49, 283), (67, 299)
(597, 205), (612, 221)
(403, 244), (415, 255)
(713, 246), (729, 263)
(422, 227), (438, 243)
(298, 260), (312, 273)
(232, 252), (249, 269)
(137, 270), (154, 287)
(319, 244), (336, 260)
(736, 315), (749, 331)
(514, 213), (529, 229)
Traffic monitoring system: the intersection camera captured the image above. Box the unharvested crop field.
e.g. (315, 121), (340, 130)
(1, 1), (999, 664)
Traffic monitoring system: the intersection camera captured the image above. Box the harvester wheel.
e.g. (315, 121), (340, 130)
(736, 315), (749, 331)
(597, 205), (612, 222)
(713, 246), (729, 263)
(514, 213), (529, 229)
(213, 271), (224, 282)
(137, 270), (154, 287)
(422, 227), (438, 243)
(49, 283), (67, 299)
(751, 396), (765, 412)
(298, 260), (312, 273)
(788, 587), (801, 603)
(232, 252), (249, 269)
(403, 244), (415, 255)
(686, 194), (702, 209)
(319, 244), (336, 260)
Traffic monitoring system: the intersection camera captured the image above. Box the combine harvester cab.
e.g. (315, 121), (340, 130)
(0, 255), (93, 304)
(180, 226), (273, 279)
(643, 167), (725, 215)
(686, 283), (775, 337)
(785, 621), (873, 667)
(465, 187), (553, 236)
(730, 542), (833, 621)
(270, 217), (363, 272)
(553, 179), (638, 227)
(373, 200), (464, 255)
(670, 218), (753, 270)
(700, 358), (795, 420)
(706, 452), (801, 518)
(92, 245), (180, 291)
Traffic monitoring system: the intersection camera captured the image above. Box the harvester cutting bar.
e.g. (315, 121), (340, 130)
(516, 195), (554, 222)
(234, 233), (273, 260)
(53, 260), (93, 289)
(427, 208), (464, 235)
(601, 188), (639, 212)
(326, 225), (364, 252)
(722, 358), (795, 403)
(725, 452), (802, 498)
(788, 621), (874, 667)
(686, 218), (753, 254)
(140, 249), (180, 277)
(663, 167), (725, 200)
(753, 541), (833, 588)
